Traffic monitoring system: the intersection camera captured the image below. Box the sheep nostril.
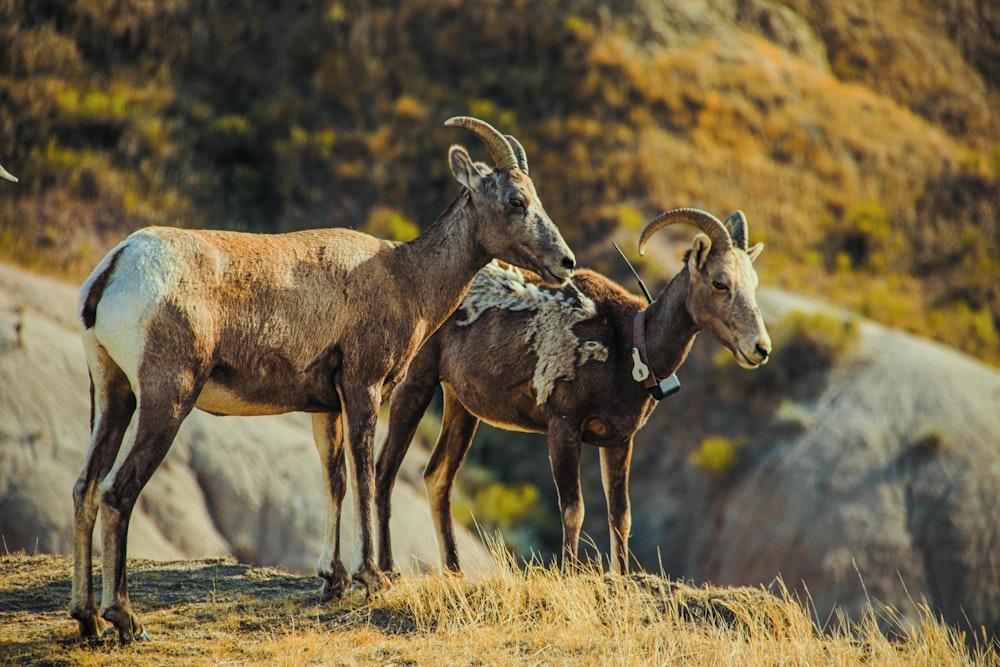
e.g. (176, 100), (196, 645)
(756, 343), (770, 361)
(561, 256), (576, 271)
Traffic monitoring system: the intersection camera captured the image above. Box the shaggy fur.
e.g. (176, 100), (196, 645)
(458, 261), (607, 404)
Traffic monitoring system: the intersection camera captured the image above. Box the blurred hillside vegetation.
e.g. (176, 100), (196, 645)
(0, 0), (998, 363)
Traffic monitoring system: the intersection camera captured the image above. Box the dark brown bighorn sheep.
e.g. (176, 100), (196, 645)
(0, 164), (17, 182)
(375, 208), (770, 575)
(71, 116), (575, 643)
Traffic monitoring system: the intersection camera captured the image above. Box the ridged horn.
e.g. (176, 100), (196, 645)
(0, 163), (17, 183)
(726, 210), (749, 250)
(505, 134), (529, 174)
(444, 116), (519, 171)
(638, 208), (733, 256)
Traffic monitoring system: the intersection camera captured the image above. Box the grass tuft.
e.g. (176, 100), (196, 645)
(1, 545), (994, 666)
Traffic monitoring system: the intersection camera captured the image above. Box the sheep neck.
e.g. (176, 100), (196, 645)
(640, 267), (699, 379)
(396, 191), (491, 334)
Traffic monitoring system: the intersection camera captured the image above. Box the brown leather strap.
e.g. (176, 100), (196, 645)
(632, 310), (657, 391)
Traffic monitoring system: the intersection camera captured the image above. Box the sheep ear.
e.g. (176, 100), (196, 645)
(449, 145), (482, 191)
(747, 242), (764, 262)
(689, 234), (713, 271)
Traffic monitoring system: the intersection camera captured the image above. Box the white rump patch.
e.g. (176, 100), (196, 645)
(459, 261), (608, 404)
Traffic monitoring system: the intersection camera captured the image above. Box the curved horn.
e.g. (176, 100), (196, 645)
(638, 208), (732, 256)
(0, 164), (17, 183)
(444, 116), (519, 171)
(726, 210), (749, 250)
(504, 134), (529, 174)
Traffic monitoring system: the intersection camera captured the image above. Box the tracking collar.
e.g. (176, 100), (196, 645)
(631, 309), (681, 400)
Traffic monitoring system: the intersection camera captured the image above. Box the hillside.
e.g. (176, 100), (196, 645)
(2, 552), (995, 666)
(1, 0), (999, 362)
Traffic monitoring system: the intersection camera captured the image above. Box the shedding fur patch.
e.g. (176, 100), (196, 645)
(458, 260), (608, 404)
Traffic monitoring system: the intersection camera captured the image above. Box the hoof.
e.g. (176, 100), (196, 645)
(319, 570), (351, 602)
(101, 605), (146, 645)
(342, 581), (369, 602)
(114, 626), (150, 645)
(352, 568), (391, 596)
(72, 610), (107, 641)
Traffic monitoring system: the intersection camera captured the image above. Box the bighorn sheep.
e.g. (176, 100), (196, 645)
(70, 117), (575, 643)
(375, 208), (770, 575)
(0, 164), (16, 182)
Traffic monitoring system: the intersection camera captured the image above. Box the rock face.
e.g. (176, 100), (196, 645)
(0, 262), (490, 577)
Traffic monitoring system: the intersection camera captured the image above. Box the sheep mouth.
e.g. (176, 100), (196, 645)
(734, 348), (765, 369)
(541, 266), (573, 287)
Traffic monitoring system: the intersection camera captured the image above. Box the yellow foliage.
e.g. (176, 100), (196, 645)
(615, 203), (644, 233)
(471, 482), (540, 527)
(468, 100), (516, 131)
(210, 114), (254, 144)
(393, 94), (428, 120)
(364, 206), (419, 242)
(563, 15), (594, 41)
(690, 436), (740, 476)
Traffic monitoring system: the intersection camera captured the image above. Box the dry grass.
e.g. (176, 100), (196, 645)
(1, 543), (994, 666)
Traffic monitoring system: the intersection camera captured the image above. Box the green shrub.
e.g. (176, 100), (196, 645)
(829, 199), (903, 272)
(616, 203), (644, 234)
(467, 100), (517, 133)
(689, 436), (740, 477)
(207, 114), (256, 156)
(364, 206), (419, 242)
(453, 475), (560, 559)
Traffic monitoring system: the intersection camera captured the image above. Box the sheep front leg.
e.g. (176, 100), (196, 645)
(548, 424), (584, 574)
(376, 354), (441, 575)
(312, 413), (350, 600)
(340, 385), (390, 595)
(599, 442), (633, 574)
(423, 385), (480, 573)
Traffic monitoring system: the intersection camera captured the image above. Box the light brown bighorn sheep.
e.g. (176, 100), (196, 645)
(375, 208), (770, 575)
(0, 164), (17, 182)
(71, 117), (575, 643)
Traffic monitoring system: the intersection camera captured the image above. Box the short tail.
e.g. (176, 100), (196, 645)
(80, 246), (125, 329)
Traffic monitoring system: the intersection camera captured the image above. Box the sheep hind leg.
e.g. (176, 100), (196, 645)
(97, 378), (199, 643)
(423, 386), (479, 573)
(70, 355), (135, 641)
(312, 412), (350, 600)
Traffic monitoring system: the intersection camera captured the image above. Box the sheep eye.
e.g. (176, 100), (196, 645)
(509, 197), (525, 208)
(712, 280), (729, 291)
